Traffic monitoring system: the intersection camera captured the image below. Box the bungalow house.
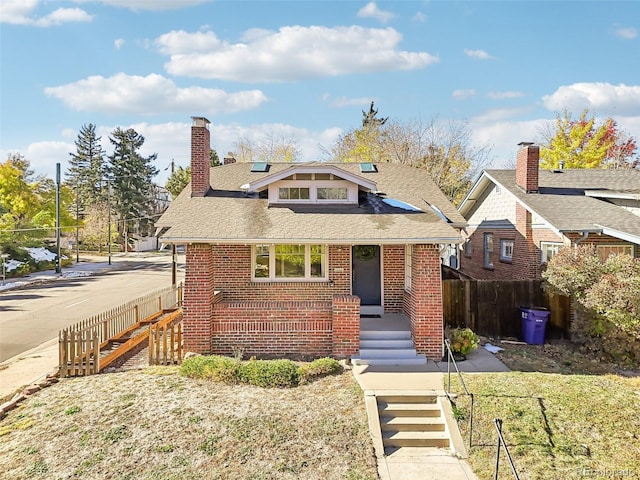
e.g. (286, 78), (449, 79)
(458, 142), (640, 280)
(155, 117), (466, 362)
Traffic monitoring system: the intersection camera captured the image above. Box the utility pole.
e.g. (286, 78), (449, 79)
(55, 163), (62, 274)
(107, 180), (112, 266)
(75, 184), (80, 263)
(171, 159), (177, 286)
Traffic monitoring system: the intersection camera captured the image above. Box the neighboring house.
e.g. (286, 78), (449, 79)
(458, 143), (640, 280)
(155, 117), (466, 361)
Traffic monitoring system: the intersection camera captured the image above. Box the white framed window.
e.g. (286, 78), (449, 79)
(540, 242), (562, 264)
(500, 239), (514, 262)
(278, 187), (310, 201)
(317, 187), (348, 200)
(483, 233), (494, 269)
(404, 245), (412, 291)
(597, 244), (633, 262)
(463, 239), (472, 257)
(253, 244), (327, 281)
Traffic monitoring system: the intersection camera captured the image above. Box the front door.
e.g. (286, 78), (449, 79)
(352, 245), (382, 315)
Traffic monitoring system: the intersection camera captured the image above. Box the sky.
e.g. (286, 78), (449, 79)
(1, 0), (639, 186)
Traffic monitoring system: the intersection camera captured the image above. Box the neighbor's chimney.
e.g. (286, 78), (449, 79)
(223, 152), (236, 165)
(191, 116), (211, 197)
(515, 142), (540, 193)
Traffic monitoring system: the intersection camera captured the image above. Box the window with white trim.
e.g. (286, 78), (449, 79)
(278, 187), (310, 200)
(540, 242), (562, 264)
(500, 239), (514, 262)
(317, 187), (348, 200)
(483, 233), (494, 268)
(253, 244), (327, 280)
(597, 244), (633, 262)
(463, 239), (472, 257)
(404, 245), (412, 291)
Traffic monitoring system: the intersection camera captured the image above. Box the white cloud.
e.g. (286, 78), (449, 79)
(487, 91), (525, 100)
(114, 38), (125, 49)
(541, 82), (640, 116)
(614, 26), (637, 39)
(357, 2), (395, 23)
(412, 12), (427, 23)
(452, 89), (476, 100)
(156, 26), (438, 82)
(472, 106), (534, 123)
(464, 49), (494, 60)
(323, 95), (373, 108)
(92, 0), (209, 11)
(44, 73), (268, 115)
(0, 0), (93, 26)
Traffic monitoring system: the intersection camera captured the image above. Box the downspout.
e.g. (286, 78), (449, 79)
(573, 231), (589, 252)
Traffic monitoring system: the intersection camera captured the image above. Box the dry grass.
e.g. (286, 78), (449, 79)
(451, 341), (640, 480)
(0, 366), (378, 480)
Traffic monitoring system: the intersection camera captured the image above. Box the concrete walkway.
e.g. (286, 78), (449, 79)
(352, 346), (511, 480)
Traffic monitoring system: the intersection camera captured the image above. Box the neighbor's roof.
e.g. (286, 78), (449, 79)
(157, 162), (466, 244)
(459, 168), (640, 244)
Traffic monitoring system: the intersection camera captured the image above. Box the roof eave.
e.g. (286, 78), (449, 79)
(159, 236), (464, 245)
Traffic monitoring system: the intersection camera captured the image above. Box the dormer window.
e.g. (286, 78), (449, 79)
(317, 187), (348, 200)
(279, 187), (310, 200)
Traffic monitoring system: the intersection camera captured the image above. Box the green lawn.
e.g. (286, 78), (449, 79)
(450, 370), (640, 480)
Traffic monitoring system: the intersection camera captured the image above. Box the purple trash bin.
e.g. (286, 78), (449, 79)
(519, 307), (550, 345)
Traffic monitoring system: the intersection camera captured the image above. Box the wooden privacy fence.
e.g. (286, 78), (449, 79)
(149, 309), (183, 366)
(442, 279), (570, 338)
(59, 284), (183, 377)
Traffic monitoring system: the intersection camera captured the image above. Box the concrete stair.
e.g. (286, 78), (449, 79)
(352, 329), (427, 366)
(376, 393), (450, 452)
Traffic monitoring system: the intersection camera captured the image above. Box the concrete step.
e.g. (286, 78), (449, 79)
(376, 394), (438, 404)
(351, 356), (427, 366)
(359, 348), (419, 358)
(360, 330), (412, 341)
(380, 416), (446, 432)
(378, 402), (442, 417)
(360, 339), (414, 349)
(382, 430), (450, 448)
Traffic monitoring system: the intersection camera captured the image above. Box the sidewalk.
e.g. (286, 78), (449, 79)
(352, 347), (510, 480)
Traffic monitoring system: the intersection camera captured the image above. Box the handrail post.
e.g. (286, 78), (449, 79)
(494, 418), (502, 480)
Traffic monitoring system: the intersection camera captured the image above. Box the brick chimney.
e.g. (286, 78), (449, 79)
(515, 142), (540, 193)
(191, 116), (211, 197)
(223, 152), (236, 165)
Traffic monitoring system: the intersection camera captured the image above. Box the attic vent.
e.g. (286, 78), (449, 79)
(250, 162), (270, 173)
(359, 162), (377, 173)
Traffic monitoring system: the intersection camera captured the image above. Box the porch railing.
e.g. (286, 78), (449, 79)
(443, 338), (475, 450)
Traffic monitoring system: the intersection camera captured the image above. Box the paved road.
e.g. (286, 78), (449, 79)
(0, 255), (185, 362)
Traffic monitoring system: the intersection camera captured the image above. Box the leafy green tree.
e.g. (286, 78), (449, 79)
(330, 109), (490, 205)
(107, 128), (158, 240)
(539, 109), (638, 169)
(0, 154), (74, 245)
(165, 166), (191, 199)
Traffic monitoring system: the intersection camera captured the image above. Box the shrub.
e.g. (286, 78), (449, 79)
(239, 359), (300, 388)
(180, 355), (342, 388)
(447, 327), (479, 355)
(179, 355), (240, 383)
(298, 357), (342, 383)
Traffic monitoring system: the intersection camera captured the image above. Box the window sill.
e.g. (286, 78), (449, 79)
(483, 265), (494, 271)
(499, 258), (512, 264)
(252, 278), (330, 283)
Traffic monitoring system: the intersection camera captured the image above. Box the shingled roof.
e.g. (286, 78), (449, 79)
(157, 162), (466, 244)
(461, 168), (640, 244)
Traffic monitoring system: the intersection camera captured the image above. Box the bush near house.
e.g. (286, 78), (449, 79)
(179, 355), (342, 387)
(543, 245), (640, 364)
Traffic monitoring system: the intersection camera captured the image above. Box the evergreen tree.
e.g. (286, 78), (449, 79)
(107, 128), (158, 240)
(66, 124), (107, 209)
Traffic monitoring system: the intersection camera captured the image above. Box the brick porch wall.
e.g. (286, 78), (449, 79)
(183, 243), (215, 353)
(332, 294), (360, 357)
(403, 244), (443, 359)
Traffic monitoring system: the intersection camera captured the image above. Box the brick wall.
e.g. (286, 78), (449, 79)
(383, 245), (404, 312)
(183, 243), (215, 353)
(403, 244), (443, 359)
(332, 294), (360, 357)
